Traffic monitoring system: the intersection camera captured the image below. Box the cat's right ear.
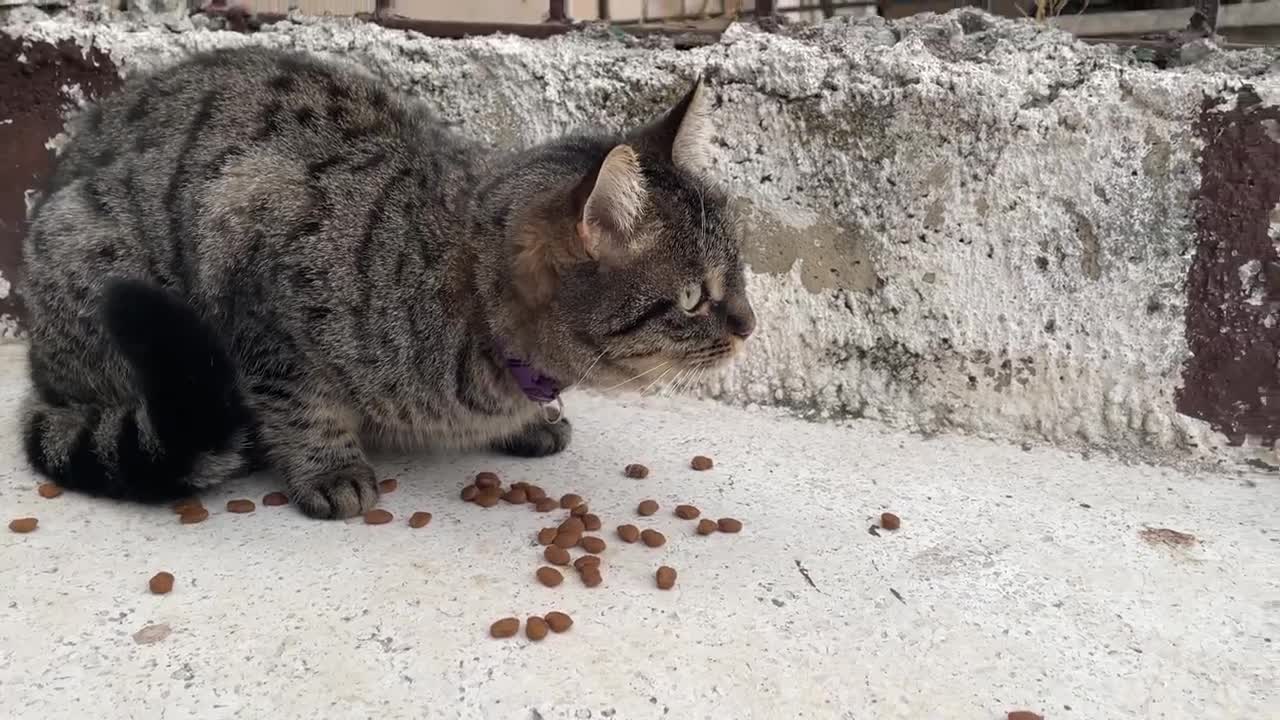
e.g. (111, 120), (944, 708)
(577, 144), (648, 260)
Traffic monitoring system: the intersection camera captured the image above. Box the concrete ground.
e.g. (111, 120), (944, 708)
(0, 343), (1275, 720)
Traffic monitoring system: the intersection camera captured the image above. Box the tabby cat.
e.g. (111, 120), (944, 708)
(20, 47), (756, 519)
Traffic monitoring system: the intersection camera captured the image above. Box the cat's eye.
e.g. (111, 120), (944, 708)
(678, 283), (703, 313)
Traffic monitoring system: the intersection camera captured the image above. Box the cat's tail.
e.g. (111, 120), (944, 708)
(21, 280), (254, 501)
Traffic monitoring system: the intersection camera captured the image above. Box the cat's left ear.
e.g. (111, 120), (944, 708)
(632, 79), (713, 177)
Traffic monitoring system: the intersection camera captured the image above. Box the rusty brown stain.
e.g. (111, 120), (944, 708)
(0, 36), (120, 332)
(1179, 86), (1280, 445)
(1138, 526), (1199, 549)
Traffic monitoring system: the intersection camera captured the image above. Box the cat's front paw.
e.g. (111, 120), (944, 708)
(290, 463), (380, 519)
(494, 418), (573, 458)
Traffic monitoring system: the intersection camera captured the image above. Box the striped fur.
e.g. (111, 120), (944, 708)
(20, 47), (754, 518)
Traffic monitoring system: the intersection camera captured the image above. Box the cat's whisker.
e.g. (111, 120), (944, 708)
(572, 350), (607, 389)
(640, 364), (676, 396)
(603, 361), (671, 392)
(660, 367), (690, 398)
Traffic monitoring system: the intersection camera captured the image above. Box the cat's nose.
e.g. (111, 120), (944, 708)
(726, 299), (756, 339)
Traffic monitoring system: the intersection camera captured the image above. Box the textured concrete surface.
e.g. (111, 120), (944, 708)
(3, 11), (1280, 465)
(1, 344), (1276, 719)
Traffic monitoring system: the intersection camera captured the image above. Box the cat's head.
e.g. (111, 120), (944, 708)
(505, 81), (755, 392)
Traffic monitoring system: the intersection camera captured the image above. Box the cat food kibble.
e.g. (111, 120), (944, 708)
(553, 530), (581, 549)
(378, 478), (398, 494)
(503, 488), (528, 504)
(545, 611), (573, 633)
(656, 566), (677, 590)
(475, 493), (500, 508)
(534, 498), (558, 512)
(475, 472), (500, 489)
(537, 527), (558, 546)
(624, 463), (649, 479)
(364, 509), (393, 525)
(408, 511), (432, 529)
(148, 571), (175, 595)
(559, 517), (585, 535)
(641, 529), (667, 548)
(617, 524), (640, 543)
(1006, 713), (1043, 720)
(536, 566), (564, 588)
(172, 499), (201, 514)
(526, 616), (549, 641)
(461, 485), (479, 502)
(675, 504), (700, 520)
(8, 517), (38, 534)
(37, 482), (63, 499)
(179, 508), (209, 524)
(263, 492), (289, 506)
(560, 494), (583, 509)
(570, 503), (589, 517)
(691, 455), (714, 471)
(574, 555), (601, 571)
(544, 546), (571, 566)
(717, 518), (743, 533)
(582, 513), (602, 531)
(226, 499), (255, 513)
(525, 486), (547, 502)
(880, 512), (901, 530)
(637, 500), (659, 516)
(579, 565), (603, 588)
(696, 519), (717, 535)
(489, 618), (519, 639)
(580, 536), (606, 554)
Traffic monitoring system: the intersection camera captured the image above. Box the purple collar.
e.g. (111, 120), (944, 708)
(498, 344), (562, 404)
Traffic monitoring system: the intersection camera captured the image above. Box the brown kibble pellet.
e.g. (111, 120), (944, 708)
(148, 571), (175, 594)
(617, 524), (640, 543)
(537, 527), (558, 546)
(624, 463), (649, 479)
(475, 493), (500, 508)
(263, 492), (289, 506)
(378, 478), (398, 494)
(172, 498), (200, 514)
(503, 488), (528, 504)
(526, 616), (549, 641)
(637, 500), (659, 516)
(1006, 713), (1044, 720)
(558, 517), (585, 535)
(656, 566), (677, 590)
(511, 481), (528, 490)
(364, 509), (393, 525)
(696, 518), (717, 535)
(559, 493), (583, 509)
(37, 482), (63, 499)
(573, 555), (601, 571)
(536, 566), (564, 587)
(461, 485), (479, 501)
(880, 512), (901, 530)
(534, 498), (558, 512)
(544, 611), (573, 633)
(525, 486), (547, 502)
(579, 565), (603, 587)
(716, 518), (743, 533)
(570, 503), (589, 517)
(641, 529), (666, 547)
(8, 517), (38, 534)
(544, 545), (571, 566)
(408, 511), (432, 529)
(582, 513), (602, 531)
(579, 536), (606, 554)
(675, 504), (700, 520)
(475, 472), (500, 489)
(553, 530), (581, 549)
(489, 617), (519, 638)
(691, 455), (714, 471)
(226, 499), (255, 513)
(179, 508), (209, 524)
